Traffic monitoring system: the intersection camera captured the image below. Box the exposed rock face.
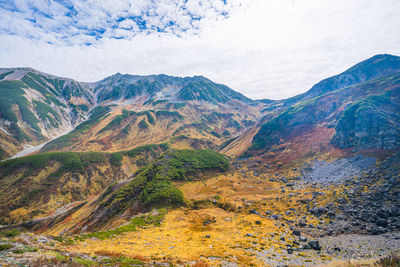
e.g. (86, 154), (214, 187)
(251, 54), (400, 152)
(332, 91), (400, 150)
(90, 73), (253, 104)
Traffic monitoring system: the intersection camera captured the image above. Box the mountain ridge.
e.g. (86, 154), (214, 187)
(0, 68), (263, 159)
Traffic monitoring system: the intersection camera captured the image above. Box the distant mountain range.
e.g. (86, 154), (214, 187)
(0, 68), (261, 159)
(1, 54), (399, 161)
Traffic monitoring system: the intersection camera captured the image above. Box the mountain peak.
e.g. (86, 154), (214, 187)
(283, 54), (400, 105)
(345, 53), (400, 73)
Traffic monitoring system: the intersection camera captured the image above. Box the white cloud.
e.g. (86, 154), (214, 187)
(0, 0), (399, 99)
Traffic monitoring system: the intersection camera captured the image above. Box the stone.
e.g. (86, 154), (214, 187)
(376, 218), (388, 227)
(249, 209), (260, 216)
(308, 240), (321, 251)
(38, 237), (48, 243)
(292, 230), (301, 236)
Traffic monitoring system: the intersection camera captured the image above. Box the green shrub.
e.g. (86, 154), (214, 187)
(99, 115), (124, 133)
(0, 229), (20, 237)
(0, 71), (13, 80)
(0, 147), (9, 160)
(0, 151), (109, 178)
(138, 119), (149, 129)
(80, 210), (167, 240)
(73, 257), (95, 266)
(78, 104), (89, 111)
(140, 180), (184, 206)
(0, 80), (42, 134)
(155, 110), (184, 120)
(173, 102), (187, 109)
(0, 244), (12, 251)
(109, 153), (123, 167)
(105, 149), (228, 211)
(210, 131), (221, 138)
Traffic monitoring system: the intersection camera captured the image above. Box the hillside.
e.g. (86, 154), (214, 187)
(0, 68), (94, 159)
(249, 56), (400, 161)
(0, 144), (168, 224)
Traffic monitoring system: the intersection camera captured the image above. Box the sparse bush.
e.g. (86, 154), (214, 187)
(73, 257), (95, 266)
(0, 244), (12, 250)
(0, 229), (20, 237)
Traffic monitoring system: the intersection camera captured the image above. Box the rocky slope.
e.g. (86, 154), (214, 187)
(250, 55), (400, 156)
(0, 68), (95, 159)
(283, 53), (400, 106)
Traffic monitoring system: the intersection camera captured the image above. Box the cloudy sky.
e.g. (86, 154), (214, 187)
(0, 0), (400, 99)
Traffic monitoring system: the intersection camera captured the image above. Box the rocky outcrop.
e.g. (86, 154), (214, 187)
(332, 91), (400, 150)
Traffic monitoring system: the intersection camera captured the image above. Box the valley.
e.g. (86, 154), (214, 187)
(0, 54), (399, 266)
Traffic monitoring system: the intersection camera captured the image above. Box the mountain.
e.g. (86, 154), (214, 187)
(0, 68), (94, 159)
(91, 73), (253, 104)
(283, 54), (400, 106)
(249, 55), (400, 161)
(0, 144), (168, 224)
(0, 55), (399, 266)
(40, 74), (263, 154)
(0, 70), (263, 159)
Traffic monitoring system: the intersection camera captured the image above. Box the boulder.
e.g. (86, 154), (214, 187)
(308, 240), (321, 251)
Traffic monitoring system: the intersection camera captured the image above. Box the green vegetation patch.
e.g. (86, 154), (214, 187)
(105, 149), (228, 211)
(155, 110), (184, 120)
(33, 100), (61, 128)
(0, 80), (42, 137)
(0, 147), (9, 160)
(140, 180), (183, 206)
(109, 153), (123, 167)
(138, 118), (149, 129)
(331, 91), (399, 148)
(0, 151), (107, 179)
(0, 229), (20, 237)
(173, 102), (187, 109)
(123, 143), (169, 158)
(0, 71), (13, 80)
(0, 244), (12, 251)
(99, 115), (124, 133)
(77, 209), (167, 240)
(146, 112), (155, 125)
(151, 99), (168, 106)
